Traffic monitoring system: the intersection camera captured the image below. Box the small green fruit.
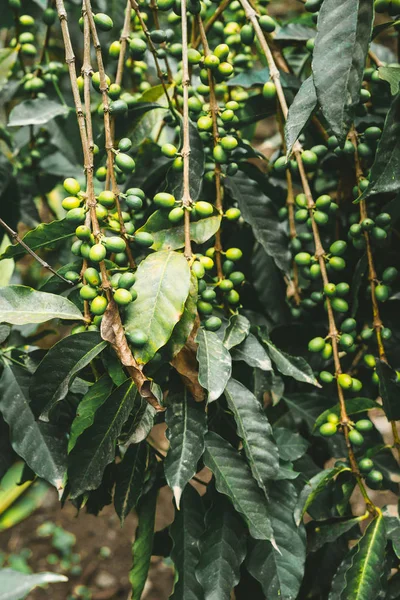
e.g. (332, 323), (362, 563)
(337, 373), (353, 389)
(154, 192), (176, 208)
(349, 429), (364, 446)
(355, 419), (373, 433)
(319, 422), (337, 437)
(308, 337), (326, 353)
(204, 316), (222, 331)
(90, 296), (108, 315)
(127, 330), (148, 347)
(89, 243), (107, 262)
(114, 288), (133, 305)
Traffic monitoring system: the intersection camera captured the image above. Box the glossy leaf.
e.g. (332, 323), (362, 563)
(283, 392), (331, 429)
(0, 236), (14, 287)
(285, 76), (317, 156)
(260, 332), (320, 387)
(125, 251), (190, 365)
(0, 569), (67, 600)
(314, 397), (380, 431)
(68, 375), (114, 452)
(136, 210), (221, 252)
(165, 390), (207, 508)
(231, 333), (272, 371)
(196, 494), (247, 600)
(273, 428), (309, 462)
(126, 85), (171, 146)
(251, 246), (289, 326)
(0, 364), (67, 494)
(30, 332), (107, 418)
(223, 314), (250, 350)
(294, 466), (350, 525)
(168, 115), (205, 201)
(204, 432), (276, 544)
(8, 98), (69, 127)
(170, 484), (204, 600)
(379, 65), (400, 95)
(130, 486), (158, 600)
(338, 514), (386, 600)
(225, 171), (291, 275)
(126, 401), (157, 445)
(114, 442), (148, 524)
(162, 272), (198, 360)
(0, 219), (75, 260)
(358, 91), (400, 200)
(247, 481), (306, 600)
(308, 516), (363, 553)
(225, 379), (279, 492)
(67, 380), (137, 498)
(196, 329), (232, 403)
(0, 285), (83, 325)
(385, 515), (400, 559)
(0, 48), (18, 89)
(312, 0), (374, 140)
(376, 360), (400, 421)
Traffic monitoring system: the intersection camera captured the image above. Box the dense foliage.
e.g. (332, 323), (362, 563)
(0, 0), (400, 597)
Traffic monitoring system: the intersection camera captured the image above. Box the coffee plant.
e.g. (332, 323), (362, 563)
(0, 0), (399, 597)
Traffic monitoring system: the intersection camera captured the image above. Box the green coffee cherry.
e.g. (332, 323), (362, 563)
(329, 256), (346, 271)
(225, 208), (241, 221)
(114, 288), (133, 305)
(127, 330), (148, 347)
(85, 268), (101, 287)
(104, 236), (126, 253)
(366, 469), (383, 489)
(342, 318), (356, 332)
(134, 232), (154, 247)
(98, 190), (115, 208)
(204, 316), (222, 331)
(94, 13), (114, 31)
(294, 252), (311, 266)
(320, 371), (334, 383)
(225, 248), (242, 262)
(65, 271), (81, 283)
(192, 261), (205, 279)
(154, 192), (176, 208)
(66, 208), (86, 224)
(262, 81), (276, 99)
(355, 419), (373, 433)
(161, 143), (178, 158)
(169, 207), (184, 223)
(195, 201), (214, 217)
(331, 297), (349, 313)
(375, 284), (389, 302)
(337, 373), (353, 389)
(64, 178), (81, 195)
(349, 429), (364, 446)
(308, 337), (326, 353)
(227, 289), (240, 304)
(359, 458), (374, 473)
(259, 15), (276, 32)
(90, 296), (108, 315)
(330, 240), (347, 256)
(319, 422), (337, 437)
(62, 197), (81, 210)
(115, 153), (135, 173)
(80, 285), (98, 300)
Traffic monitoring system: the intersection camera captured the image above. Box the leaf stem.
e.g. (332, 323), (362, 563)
(0, 218), (73, 285)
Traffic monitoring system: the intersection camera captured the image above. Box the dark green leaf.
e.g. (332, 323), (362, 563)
(170, 484), (204, 600)
(285, 76), (317, 156)
(385, 515), (400, 559)
(0, 364), (67, 494)
(8, 98), (69, 127)
(283, 392), (331, 429)
(231, 333), (272, 371)
(68, 375), (115, 453)
(130, 486), (158, 600)
(135, 210), (221, 252)
(312, 0), (374, 140)
(225, 379), (279, 492)
(351, 254), (368, 317)
(0, 285), (84, 325)
(0, 219), (75, 260)
(126, 85), (171, 146)
(68, 380), (137, 498)
(39, 261), (83, 294)
(114, 442), (148, 524)
(251, 246), (289, 326)
(30, 332), (107, 418)
(338, 514), (386, 600)
(0, 569), (67, 599)
(308, 516), (363, 552)
(274, 428), (309, 462)
(247, 481), (306, 600)
(294, 466), (350, 525)
(376, 360), (400, 421)
(276, 23), (316, 41)
(126, 402), (157, 445)
(167, 116), (204, 201)
(260, 332), (320, 387)
(358, 92), (400, 200)
(165, 390), (207, 508)
(196, 495), (247, 600)
(162, 272), (198, 360)
(379, 65), (400, 95)
(225, 172), (291, 274)
(196, 329), (232, 403)
(125, 251), (191, 365)
(223, 314), (250, 350)
(313, 397), (380, 431)
(204, 432), (276, 544)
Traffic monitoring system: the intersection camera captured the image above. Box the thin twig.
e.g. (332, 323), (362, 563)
(196, 15), (223, 278)
(149, 0), (174, 84)
(115, 0), (131, 88)
(193, 0), (230, 49)
(181, 0), (193, 259)
(349, 127), (400, 462)
(239, 0), (376, 510)
(0, 218), (73, 285)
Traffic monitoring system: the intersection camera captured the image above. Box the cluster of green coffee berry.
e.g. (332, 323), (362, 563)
(374, 0), (400, 16)
(319, 413), (383, 488)
(194, 246), (245, 330)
